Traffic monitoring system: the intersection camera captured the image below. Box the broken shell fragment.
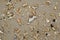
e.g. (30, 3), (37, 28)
(54, 31), (60, 35)
(52, 27), (56, 31)
(0, 39), (1, 40)
(17, 18), (22, 25)
(45, 1), (51, 6)
(53, 5), (57, 10)
(46, 19), (50, 23)
(0, 30), (3, 34)
(32, 4), (38, 10)
(32, 6), (37, 10)
(28, 16), (37, 24)
(16, 7), (21, 14)
(45, 32), (50, 36)
(22, 3), (28, 7)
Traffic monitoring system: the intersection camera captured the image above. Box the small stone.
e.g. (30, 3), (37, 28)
(0, 30), (3, 33)
(23, 36), (25, 39)
(54, 31), (60, 35)
(32, 4), (39, 10)
(50, 24), (56, 31)
(28, 6), (31, 9)
(50, 24), (54, 28)
(0, 39), (1, 40)
(14, 34), (17, 39)
(54, 31), (57, 34)
(52, 27), (56, 31)
(53, 5), (57, 10)
(45, 1), (51, 6)
(32, 11), (36, 16)
(32, 6), (37, 10)
(45, 33), (48, 36)
(46, 19), (50, 23)
(17, 18), (22, 25)
(22, 3), (28, 7)
(52, 19), (56, 22)
(16, 7), (21, 14)
(37, 31), (39, 33)
(1, 14), (5, 16)
(45, 32), (50, 36)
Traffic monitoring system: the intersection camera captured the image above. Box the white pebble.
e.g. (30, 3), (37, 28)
(54, 31), (59, 35)
(0, 30), (3, 33)
(46, 19), (50, 23)
(0, 39), (1, 40)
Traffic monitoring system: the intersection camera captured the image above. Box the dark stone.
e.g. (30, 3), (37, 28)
(50, 24), (54, 28)
(37, 31), (39, 33)
(45, 33), (48, 36)
(53, 19), (55, 22)
(23, 36), (25, 39)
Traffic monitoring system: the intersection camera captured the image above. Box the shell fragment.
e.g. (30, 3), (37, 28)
(28, 16), (36, 24)
(0, 30), (3, 33)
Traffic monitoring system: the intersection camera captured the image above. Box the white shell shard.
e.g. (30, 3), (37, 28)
(0, 39), (1, 40)
(28, 16), (37, 23)
(22, 3), (28, 7)
(46, 19), (50, 23)
(32, 6), (37, 10)
(52, 27), (55, 30)
(0, 30), (3, 33)
(54, 31), (59, 35)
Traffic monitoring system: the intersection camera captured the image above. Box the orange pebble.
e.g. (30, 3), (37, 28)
(17, 18), (21, 24)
